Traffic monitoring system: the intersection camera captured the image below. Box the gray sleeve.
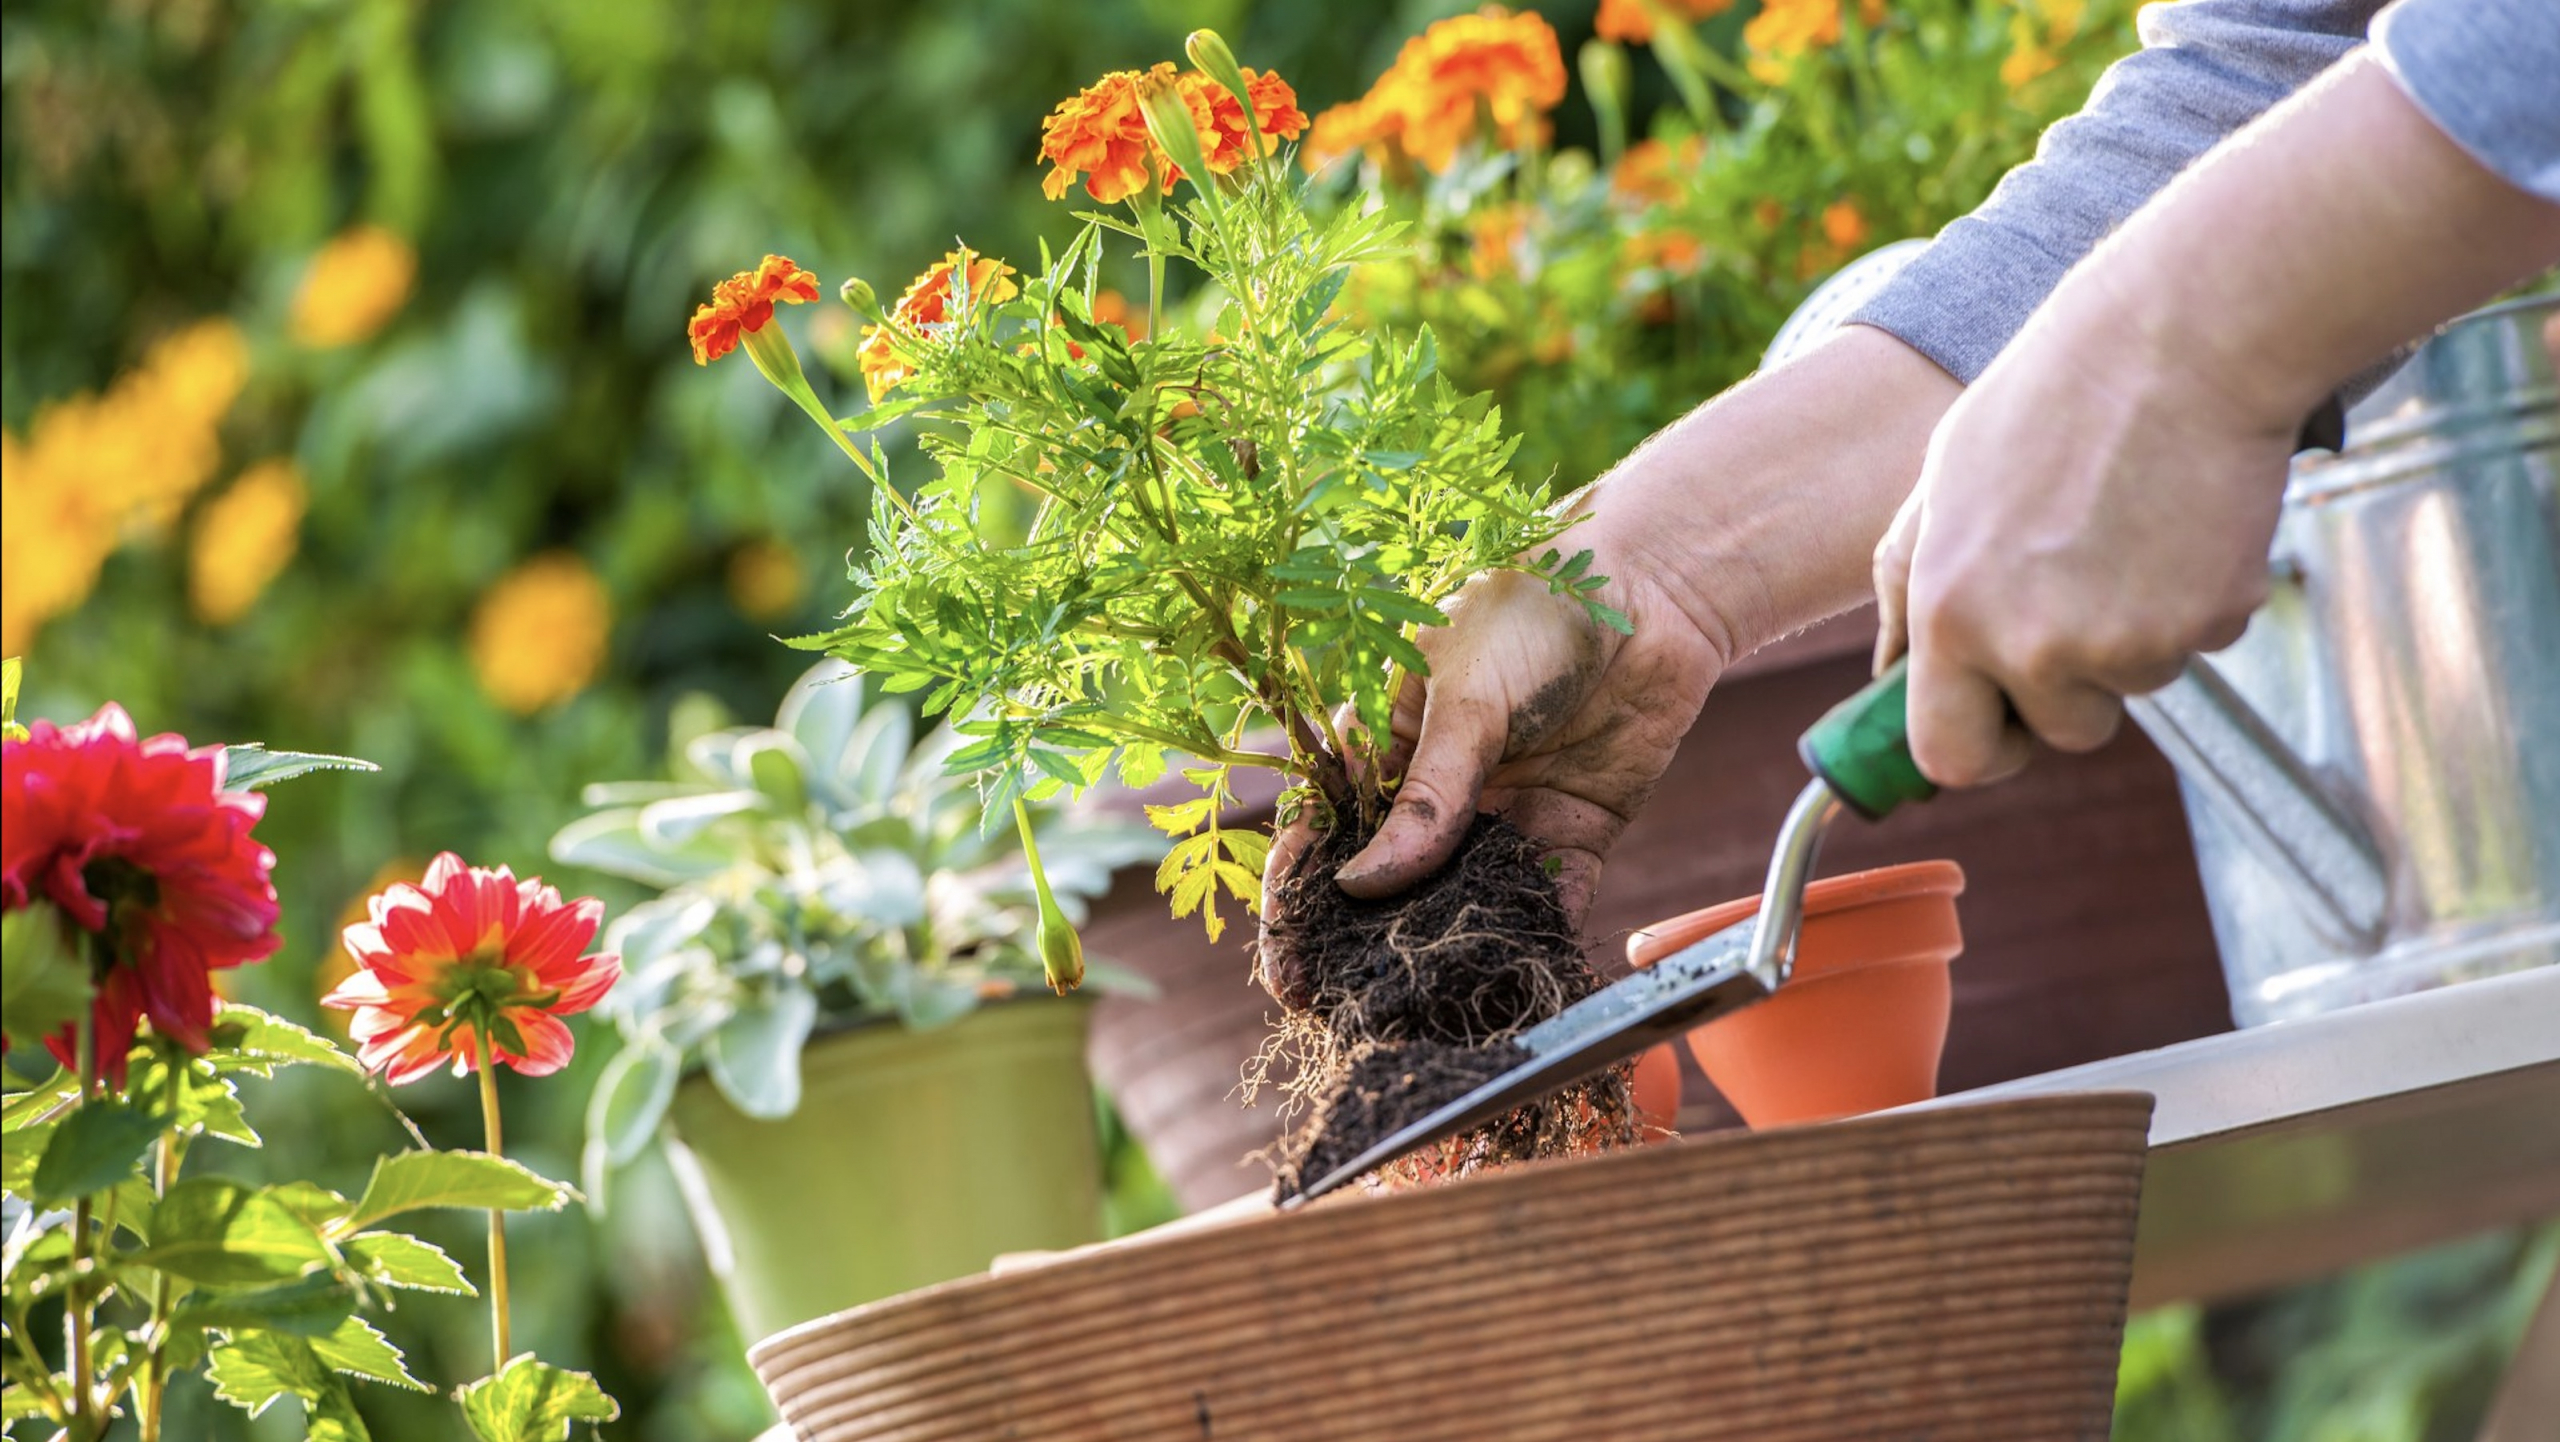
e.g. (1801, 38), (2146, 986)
(1849, 0), (2386, 384)
(2376, 0), (2560, 203)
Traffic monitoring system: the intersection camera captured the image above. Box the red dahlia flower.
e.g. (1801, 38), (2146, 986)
(1, 704), (280, 1084)
(323, 852), (620, 1084)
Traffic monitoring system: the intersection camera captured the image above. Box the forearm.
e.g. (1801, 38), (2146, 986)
(2056, 52), (2560, 430)
(1585, 325), (1960, 662)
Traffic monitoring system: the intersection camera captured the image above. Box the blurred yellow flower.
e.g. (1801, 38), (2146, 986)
(190, 459), (308, 624)
(469, 552), (612, 714)
(290, 226), (417, 349)
(726, 537), (807, 621)
(1745, 0), (1886, 84)
(0, 318), (250, 651)
(2001, 0), (2086, 88)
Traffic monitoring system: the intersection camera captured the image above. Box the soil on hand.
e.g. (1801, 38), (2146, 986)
(1256, 813), (1636, 1199)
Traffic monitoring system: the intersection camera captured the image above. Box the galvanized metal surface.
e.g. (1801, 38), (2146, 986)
(1920, 963), (2560, 1308)
(2190, 293), (2560, 1025)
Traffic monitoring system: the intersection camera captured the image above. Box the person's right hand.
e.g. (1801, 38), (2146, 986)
(1257, 324), (1962, 1002)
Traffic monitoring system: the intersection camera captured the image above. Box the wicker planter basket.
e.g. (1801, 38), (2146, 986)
(753, 1092), (2152, 1441)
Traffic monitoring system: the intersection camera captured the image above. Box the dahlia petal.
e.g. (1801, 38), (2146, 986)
(548, 953), (622, 1015)
(502, 1011), (576, 1077)
(507, 895), (600, 973)
(322, 969), (395, 1011)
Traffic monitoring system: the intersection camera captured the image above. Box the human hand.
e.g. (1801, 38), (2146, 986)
(1876, 52), (2560, 788)
(1258, 326), (1959, 1000)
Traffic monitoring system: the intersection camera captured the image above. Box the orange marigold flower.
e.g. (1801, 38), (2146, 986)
(1611, 134), (1706, 207)
(1374, 7), (1568, 172)
(1040, 64), (1176, 204)
(1821, 198), (1869, 252)
(323, 852), (620, 1084)
(1091, 288), (1147, 343)
(1467, 203), (1532, 282)
(1302, 96), (1402, 172)
(857, 249), (1020, 403)
(1625, 227), (1705, 277)
(1186, 67), (1310, 173)
(1595, 0), (1738, 45)
(688, 254), (821, 365)
(1745, 0), (1886, 83)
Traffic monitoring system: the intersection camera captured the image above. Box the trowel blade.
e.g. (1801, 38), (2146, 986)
(1281, 917), (1772, 1208)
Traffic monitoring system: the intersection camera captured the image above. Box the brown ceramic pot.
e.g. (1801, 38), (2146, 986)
(751, 1093), (2156, 1442)
(1627, 861), (1966, 1129)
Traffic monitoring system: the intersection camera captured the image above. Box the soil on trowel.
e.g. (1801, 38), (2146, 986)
(1254, 812), (1636, 1200)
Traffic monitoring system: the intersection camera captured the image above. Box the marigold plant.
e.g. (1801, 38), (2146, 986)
(730, 33), (1621, 944)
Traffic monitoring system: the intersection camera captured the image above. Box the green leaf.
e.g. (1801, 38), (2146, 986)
(3, 1382), (50, 1421)
(309, 1315), (428, 1390)
(265, 1180), (352, 1231)
(585, 1036), (679, 1170)
(2, 1120), (54, 1194)
(705, 986), (816, 1120)
(30, 1099), (165, 1203)
(341, 1151), (572, 1233)
(2, 1074), (78, 1133)
(0, 656), (23, 743)
(141, 1178), (333, 1284)
(170, 1273), (358, 1338)
(1, 903), (89, 1052)
(218, 745), (380, 790)
(342, 1232), (474, 1295)
(211, 1005), (365, 1076)
(457, 1356), (620, 1442)
(209, 1333), (372, 1441)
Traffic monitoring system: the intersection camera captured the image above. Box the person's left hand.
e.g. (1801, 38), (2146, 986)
(1871, 293), (2302, 788)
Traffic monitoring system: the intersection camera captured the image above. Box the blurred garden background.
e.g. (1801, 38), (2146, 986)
(3, 0), (2547, 1437)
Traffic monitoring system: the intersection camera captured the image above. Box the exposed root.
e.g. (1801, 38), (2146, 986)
(1250, 813), (1636, 1200)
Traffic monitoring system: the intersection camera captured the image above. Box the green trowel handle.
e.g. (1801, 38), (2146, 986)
(1797, 656), (1935, 821)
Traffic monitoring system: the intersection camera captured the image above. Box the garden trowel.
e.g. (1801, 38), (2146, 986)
(1282, 659), (1935, 1207)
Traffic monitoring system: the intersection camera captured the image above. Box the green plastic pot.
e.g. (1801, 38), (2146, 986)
(666, 998), (1104, 1342)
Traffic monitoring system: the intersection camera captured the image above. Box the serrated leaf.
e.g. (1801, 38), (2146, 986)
(458, 1355), (620, 1442)
(141, 1178), (332, 1284)
(169, 1273), (357, 1337)
(309, 1315), (428, 1390)
(213, 1005), (364, 1076)
(218, 746), (380, 791)
(340, 1151), (572, 1234)
(31, 1099), (165, 1203)
(342, 1232), (474, 1295)
(209, 1333), (372, 1441)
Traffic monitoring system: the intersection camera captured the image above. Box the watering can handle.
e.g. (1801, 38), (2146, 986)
(1799, 651), (2389, 948)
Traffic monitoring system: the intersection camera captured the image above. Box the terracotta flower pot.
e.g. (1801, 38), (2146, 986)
(1628, 860), (1966, 1129)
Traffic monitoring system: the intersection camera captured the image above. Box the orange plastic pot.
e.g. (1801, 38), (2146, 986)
(1627, 860), (1966, 1129)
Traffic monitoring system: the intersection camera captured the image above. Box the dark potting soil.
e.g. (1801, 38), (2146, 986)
(1256, 813), (1637, 1200)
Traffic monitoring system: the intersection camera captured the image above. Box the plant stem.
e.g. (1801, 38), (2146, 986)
(136, 1053), (184, 1441)
(66, 1007), (98, 1438)
(477, 1060), (512, 1374)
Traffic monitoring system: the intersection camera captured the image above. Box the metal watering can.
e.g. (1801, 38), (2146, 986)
(1769, 245), (2560, 1026)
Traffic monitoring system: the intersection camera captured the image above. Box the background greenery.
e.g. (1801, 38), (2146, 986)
(2, 0), (2545, 1437)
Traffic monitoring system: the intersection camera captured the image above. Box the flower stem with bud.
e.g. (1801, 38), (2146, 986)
(1013, 798), (1084, 994)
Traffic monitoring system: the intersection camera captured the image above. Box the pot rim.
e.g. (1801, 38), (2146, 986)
(1626, 859), (1966, 968)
